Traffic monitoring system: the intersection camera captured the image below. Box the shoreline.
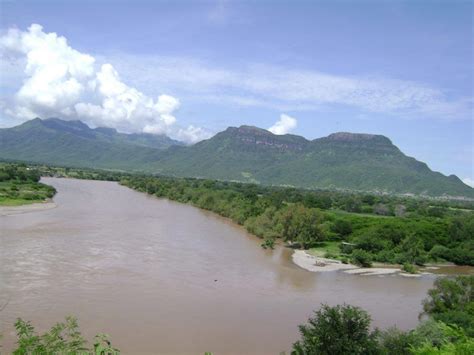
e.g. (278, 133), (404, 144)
(292, 250), (432, 277)
(0, 200), (56, 216)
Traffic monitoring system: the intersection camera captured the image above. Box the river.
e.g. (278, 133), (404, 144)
(0, 178), (439, 354)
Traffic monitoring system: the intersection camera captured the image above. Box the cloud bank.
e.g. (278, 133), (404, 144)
(108, 55), (472, 121)
(0, 24), (208, 143)
(268, 114), (297, 135)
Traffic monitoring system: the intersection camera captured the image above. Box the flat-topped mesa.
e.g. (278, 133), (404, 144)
(325, 132), (392, 144)
(220, 125), (309, 152)
(318, 131), (396, 150)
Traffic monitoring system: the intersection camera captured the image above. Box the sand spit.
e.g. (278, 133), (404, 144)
(292, 250), (357, 272)
(344, 268), (401, 276)
(292, 250), (435, 277)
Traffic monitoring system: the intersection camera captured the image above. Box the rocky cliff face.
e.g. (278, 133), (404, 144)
(221, 125), (309, 152)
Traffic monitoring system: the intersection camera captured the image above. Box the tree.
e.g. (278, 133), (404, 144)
(291, 304), (379, 355)
(410, 321), (474, 355)
(275, 205), (325, 247)
(293, 207), (325, 248)
(374, 203), (391, 216)
(378, 327), (414, 355)
(331, 219), (353, 238)
(13, 316), (119, 354)
(400, 233), (427, 265)
(422, 276), (474, 335)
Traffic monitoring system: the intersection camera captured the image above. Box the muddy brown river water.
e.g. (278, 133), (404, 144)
(0, 178), (448, 354)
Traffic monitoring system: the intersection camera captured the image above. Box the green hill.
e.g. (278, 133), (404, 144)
(0, 118), (178, 170)
(1, 119), (472, 198)
(153, 126), (473, 198)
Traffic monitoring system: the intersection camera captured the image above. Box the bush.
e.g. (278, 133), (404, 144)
(402, 263), (417, 274)
(378, 327), (414, 355)
(351, 249), (373, 267)
(410, 321), (474, 354)
(340, 242), (355, 254)
(324, 252), (336, 259)
(261, 238), (275, 249)
(429, 245), (450, 261)
(13, 316), (119, 354)
(422, 276), (474, 336)
(291, 304), (379, 355)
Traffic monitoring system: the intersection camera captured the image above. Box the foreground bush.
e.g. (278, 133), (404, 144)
(13, 316), (119, 355)
(292, 276), (474, 355)
(422, 276), (474, 336)
(291, 304), (379, 355)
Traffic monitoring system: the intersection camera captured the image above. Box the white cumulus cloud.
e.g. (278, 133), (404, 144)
(0, 24), (205, 142)
(268, 113), (297, 135)
(176, 125), (212, 144)
(1, 24), (95, 119)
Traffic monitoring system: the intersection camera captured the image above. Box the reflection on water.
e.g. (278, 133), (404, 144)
(0, 178), (439, 354)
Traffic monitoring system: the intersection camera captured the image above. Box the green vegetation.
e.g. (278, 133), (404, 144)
(422, 276), (474, 336)
(120, 174), (474, 266)
(4, 161), (472, 266)
(308, 241), (342, 259)
(1, 118), (473, 197)
(292, 275), (474, 355)
(12, 316), (119, 354)
(292, 304), (379, 355)
(154, 126), (474, 198)
(0, 118), (180, 171)
(0, 163), (56, 206)
(402, 263), (418, 274)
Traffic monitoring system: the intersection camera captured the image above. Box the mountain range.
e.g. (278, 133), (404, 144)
(0, 118), (472, 198)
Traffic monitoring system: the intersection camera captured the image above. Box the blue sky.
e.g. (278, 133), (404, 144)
(0, 0), (472, 185)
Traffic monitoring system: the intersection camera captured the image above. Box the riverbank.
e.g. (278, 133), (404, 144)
(292, 249), (410, 276)
(0, 164), (57, 208)
(0, 201), (56, 216)
(293, 250), (474, 277)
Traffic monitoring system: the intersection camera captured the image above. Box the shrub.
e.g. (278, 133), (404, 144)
(324, 252), (336, 259)
(13, 316), (119, 354)
(261, 238), (275, 250)
(291, 304), (379, 355)
(351, 249), (373, 267)
(402, 263), (417, 274)
(429, 245), (450, 261)
(378, 327), (414, 355)
(422, 276), (474, 336)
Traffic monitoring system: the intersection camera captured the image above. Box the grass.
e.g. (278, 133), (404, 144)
(0, 181), (55, 206)
(0, 198), (43, 206)
(308, 241), (343, 259)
